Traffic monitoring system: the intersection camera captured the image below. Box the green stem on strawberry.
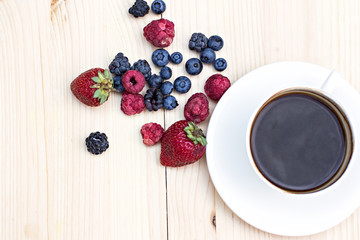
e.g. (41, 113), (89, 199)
(105, 86), (121, 93)
(184, 122), (207, 146)
(90, 69), (119, 104)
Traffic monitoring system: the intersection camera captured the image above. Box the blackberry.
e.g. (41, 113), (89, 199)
(152, 49), (170, 67)
(170, 52), (183, 64)
(185, 58), (203, 75)
(174, 76), (191, 93)
(163, 95), (178, 110)
(85, 132), (109, 155)
(189, 33), (208, 52)
(109, 52), (131, 76)
(200, 48), (216, 64)
(148, 74), (163, 88)
(144, 87), (164, 111)
(129, 0), (150, 18)
(208, 35), (224, 51)
(131, 59), (152, 81)
(113, 75), (125, 93)
(214, 58), (227, 71)
(151, 0), (166, 14)
(160, 66), (172, 80)
(160, 81), (173, 95)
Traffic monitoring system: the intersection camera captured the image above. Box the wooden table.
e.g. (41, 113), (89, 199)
(1, 0), (360, 239)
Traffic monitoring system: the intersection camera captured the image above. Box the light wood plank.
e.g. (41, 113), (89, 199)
(1, 0), (50, 239)
(47, 0), (168, 239)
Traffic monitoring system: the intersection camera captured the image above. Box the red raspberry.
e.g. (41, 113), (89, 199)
(204, 74), (231, 101)
(140, 123), (164, 146)
(143, 19), (175, 48)
(184, 93), (209, 124)
(122, 70), (146, 94)
(121, 92), (145, 115)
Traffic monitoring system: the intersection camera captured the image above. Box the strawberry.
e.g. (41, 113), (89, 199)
(160, 120), (207, 167)
(70, 68), (115, 107)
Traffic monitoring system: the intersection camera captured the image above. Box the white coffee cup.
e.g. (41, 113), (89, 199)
(246, 71), (354, 194)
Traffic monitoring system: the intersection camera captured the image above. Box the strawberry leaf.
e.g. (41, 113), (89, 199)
(91, 77), (101, 83)
(98, 71), (105, 81)
(198, 137), (207, 146)
(91, 83), (100, 88)
(184, 122), (207, 146)
(93, 89), (102, 98)
(100, 94), (107, 104)
(104, 69), (111, 79)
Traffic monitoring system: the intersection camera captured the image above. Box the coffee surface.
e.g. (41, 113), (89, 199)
(250, 93), (346, 192)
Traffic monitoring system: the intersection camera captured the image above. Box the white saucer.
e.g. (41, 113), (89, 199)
(206, 62), (360, 236)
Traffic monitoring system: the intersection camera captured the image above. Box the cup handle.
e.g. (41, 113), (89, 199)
(320, 70), (345, 93)
(320, 70), (359, 100)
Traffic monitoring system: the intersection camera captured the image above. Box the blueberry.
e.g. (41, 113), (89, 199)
(200, 48), (216, 64)
(214, 58), (227, 71)
(160, 66), (172, 80)
(208, 35), (224, 51)
(160, 81), (173, 95)
(113, 75), (125, 93)
(174, 76), (191, 93)
(170, 52), (183, 64)
(152, 49), (170, 67)
(163, 95), (178, 110)
(151, 0), (166, 14)
(148, 74), (163, 88)
(185, 58), (203, 75)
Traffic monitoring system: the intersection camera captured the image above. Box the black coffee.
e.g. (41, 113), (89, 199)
(250, 92), (346, 192)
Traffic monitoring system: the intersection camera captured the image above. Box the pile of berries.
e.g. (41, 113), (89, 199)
(70, 0), (232, 167)
(186, 33), (227, 75)
(108, 49), (182, 114)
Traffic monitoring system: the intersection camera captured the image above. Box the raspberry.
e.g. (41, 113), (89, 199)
(122, 70), (146, 94)
(184, 93), (209, 124)
(204, 74), (231, 100)
(121, 92), (145, 115)
(140, 122), (164, 146)
(143, 19), (175, 48)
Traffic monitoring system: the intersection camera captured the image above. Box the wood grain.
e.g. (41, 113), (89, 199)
(1, 0), (360, 239)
